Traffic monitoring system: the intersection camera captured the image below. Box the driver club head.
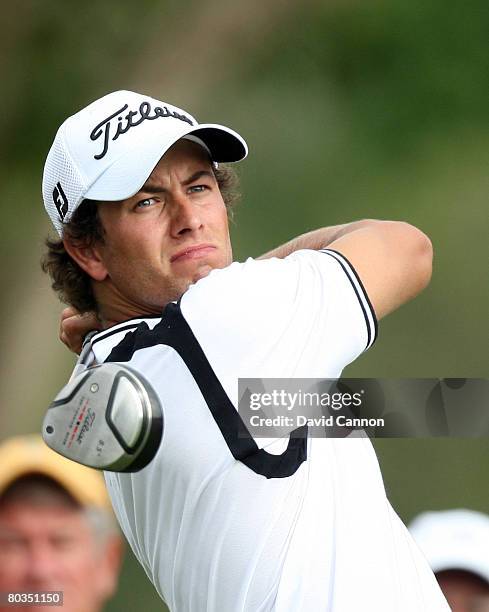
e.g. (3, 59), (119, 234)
(42, 363), (163, 472)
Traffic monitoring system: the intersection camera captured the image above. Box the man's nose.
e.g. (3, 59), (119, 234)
(25, 543), (59, 585)
(170, 194), (203, 237)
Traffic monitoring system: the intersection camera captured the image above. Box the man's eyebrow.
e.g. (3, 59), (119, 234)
(140, 170), (215, 194)
(181, 170), (215, 186)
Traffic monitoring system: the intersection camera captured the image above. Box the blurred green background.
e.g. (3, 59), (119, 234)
(1, 1), (488, 610)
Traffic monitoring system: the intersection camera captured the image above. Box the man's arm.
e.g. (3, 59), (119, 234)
(326, 221), (433, 321)
(259, 219), (433, 322)
(257, 219), (379, 259)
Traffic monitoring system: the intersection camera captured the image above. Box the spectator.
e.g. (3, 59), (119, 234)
(409, 509), (489, 612)
(0, 434), (123, 612)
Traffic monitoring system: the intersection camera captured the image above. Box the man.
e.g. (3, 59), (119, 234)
(41, 90), (449, 610)
(409, 509), (489, 612)
(0, 434), (123, 612)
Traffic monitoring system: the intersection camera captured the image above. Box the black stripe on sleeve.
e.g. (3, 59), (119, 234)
(320, 248), (378, 350)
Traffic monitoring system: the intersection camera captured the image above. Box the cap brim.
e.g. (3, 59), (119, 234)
(430, 555), (489, 585)
(0, 435), (112, 510)
(84, 122), (247, 203)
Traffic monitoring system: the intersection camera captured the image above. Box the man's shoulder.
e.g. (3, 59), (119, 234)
(179, 255), (294, 318)
(183, 250), (327, 298)
(181, 249), (356, 307)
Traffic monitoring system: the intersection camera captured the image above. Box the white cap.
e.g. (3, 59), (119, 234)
(409, 509), (489, 584)
(42, 90), (248, 236)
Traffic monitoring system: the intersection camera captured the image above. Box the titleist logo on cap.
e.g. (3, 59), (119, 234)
(90, 101), (195, 160)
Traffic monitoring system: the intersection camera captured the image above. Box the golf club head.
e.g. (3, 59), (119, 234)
(43, 363), (163, 472)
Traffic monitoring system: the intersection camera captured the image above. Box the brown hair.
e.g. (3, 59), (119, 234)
(41, 164), (240, 313)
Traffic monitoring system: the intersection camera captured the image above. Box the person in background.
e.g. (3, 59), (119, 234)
(0, 434), (124, 612)
(409, 509), (489, 612)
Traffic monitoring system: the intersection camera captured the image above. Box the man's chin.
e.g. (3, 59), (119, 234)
(192, 265), (213, 283)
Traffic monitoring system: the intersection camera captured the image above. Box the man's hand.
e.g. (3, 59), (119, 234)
(59, 307), (102, 354)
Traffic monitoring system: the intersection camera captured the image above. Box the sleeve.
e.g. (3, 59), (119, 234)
(179, 248), (378, 388)
(318, 248), (377, 352)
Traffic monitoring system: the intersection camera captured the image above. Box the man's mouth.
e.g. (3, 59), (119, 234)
(170, 244), (216, 263)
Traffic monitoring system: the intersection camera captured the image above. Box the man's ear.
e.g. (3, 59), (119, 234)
(63, 239), (108, 282)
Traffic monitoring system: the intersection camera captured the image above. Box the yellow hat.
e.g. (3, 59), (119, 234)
(0, 434), (112, 510)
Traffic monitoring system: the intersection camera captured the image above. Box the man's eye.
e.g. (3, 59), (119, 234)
(51, 534), (77, 550)
(0, 536), (26, 551)
(188, 185), (207, 193)
(135, 198), (157, 209)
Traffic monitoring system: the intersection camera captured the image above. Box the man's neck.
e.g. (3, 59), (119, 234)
(98, 306), (163, 330)
(94, 283), (166, 330)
